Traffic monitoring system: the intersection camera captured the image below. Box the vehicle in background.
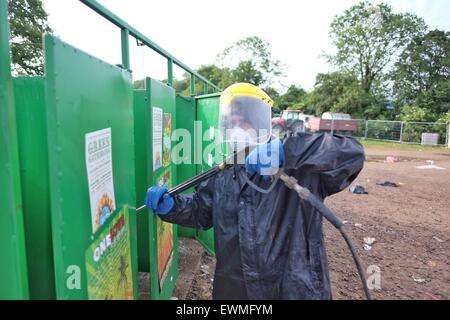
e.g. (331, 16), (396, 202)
(272, 110), (313, 134)
(308, 112), (358, 134)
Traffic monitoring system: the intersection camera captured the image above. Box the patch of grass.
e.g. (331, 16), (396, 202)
(356, 138), (448, 151)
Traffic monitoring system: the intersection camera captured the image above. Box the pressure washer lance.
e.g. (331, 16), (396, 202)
(135, 157), (237, 213)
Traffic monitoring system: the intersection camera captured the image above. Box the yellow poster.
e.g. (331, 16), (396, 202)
(85, 206), (134, 300)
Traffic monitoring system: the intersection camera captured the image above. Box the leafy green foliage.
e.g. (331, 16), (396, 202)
(323, 1), (429, 120)
(216, 36), (286, 87)
(140, 36), (288, 97)
(274, 85), (307, 112)
(263, 86), (280, 102)
(393, 30), (450, 120)
(399, 105), (428, 122)
(196, 64), (233, 89)
(231, 60), (264, 86)
(133, 79), (145, 89)
(437, 110), (450, 124)
(8, 0), (52, 75)
(328, 1), (426, 95)
(308, 72), (366, 117)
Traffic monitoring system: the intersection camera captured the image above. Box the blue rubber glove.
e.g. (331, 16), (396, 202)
(145, 186), (174, 215)
(245, 138), (284, 176)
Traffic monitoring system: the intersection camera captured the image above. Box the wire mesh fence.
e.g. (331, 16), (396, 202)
(401, 122), (449, 145)
(365, 120), (403, 142)
(352, 119), (367, 139)
(299, 119), (449, 147)
(274, 117), (449, 147)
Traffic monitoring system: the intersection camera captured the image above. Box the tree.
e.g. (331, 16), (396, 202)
(133, 79), (145, 89)
(263, 86), (280, 102)
(327, 1), (426, 104)
(437, 110), (450, 124)
(197, 64), (233, 89)
(399, 105), (428, 122)
(392, 30), (450, 120)
(231, 60), (264, 86)
(274, 85), (307, 112)
(158, 37), (286, 96)
(308, 71), (366, 117)
(8, 0), (52, 75)
(158, 64), (232, 96)
(217, 36), (286, 87)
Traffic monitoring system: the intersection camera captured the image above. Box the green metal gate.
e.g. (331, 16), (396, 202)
(134, 89), (150, 272)
(0, 0), (29, 299)
(175, 95), (197, 238)
(14, 77), (56, 299)
(44, 34), (138, 299)
(194, 93), (222, 256)
(1, 0), (227, 299)
(134, 78), (178, 299)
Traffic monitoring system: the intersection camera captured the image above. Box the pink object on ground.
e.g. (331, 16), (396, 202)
(386, 156), (398, 163)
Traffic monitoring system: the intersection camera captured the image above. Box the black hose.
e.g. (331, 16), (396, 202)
(304, 190), (373, 300)
(304, 190), (344, 229)
(339, 227), (373, 300)
(278, 172), (373, 300)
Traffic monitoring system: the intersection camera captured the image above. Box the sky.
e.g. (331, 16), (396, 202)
(41, 0), (450, 92)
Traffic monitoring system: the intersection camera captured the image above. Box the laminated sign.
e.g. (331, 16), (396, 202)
(85, 128), (116, 233)
(163, 112), (172, 167)
(153, 107), (163, 171)
(153, 107), (174, 291)
(85, 206), (133, 300)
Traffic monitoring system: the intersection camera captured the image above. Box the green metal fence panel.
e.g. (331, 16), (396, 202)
(44, 34), (138, 299)
(14, 77), (56, 299)
(175, 95), (197, 238)
(0, 0), (29, 299)
(134, 77), (178, 299)
(134, 89), (151, 272)
(194, 93), (222, 256)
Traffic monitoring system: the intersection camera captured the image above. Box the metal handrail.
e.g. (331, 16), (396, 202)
(79, 0), (221, 94)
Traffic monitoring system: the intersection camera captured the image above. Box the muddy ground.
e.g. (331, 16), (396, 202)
(170, 145), (450, 300)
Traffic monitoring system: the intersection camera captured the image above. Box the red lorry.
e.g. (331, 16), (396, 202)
(308, 112), (358, 134)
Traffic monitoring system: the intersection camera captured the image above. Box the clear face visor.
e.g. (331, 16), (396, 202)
(218, 95), (272, 151)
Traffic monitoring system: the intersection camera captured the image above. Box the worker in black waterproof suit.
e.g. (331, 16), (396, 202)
(145, 84), (365, 299)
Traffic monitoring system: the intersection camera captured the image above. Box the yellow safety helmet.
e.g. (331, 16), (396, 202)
(219, 82), (274, 108)
(219, 83), (273, 150)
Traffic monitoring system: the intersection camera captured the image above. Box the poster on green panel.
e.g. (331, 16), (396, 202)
(153, 106), (174, 291)
(85, 206), (133, 300)
(134, 78), (178, 299)
(155, 167), (174, 291)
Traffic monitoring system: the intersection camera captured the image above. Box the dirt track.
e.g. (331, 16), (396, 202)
(183, 145), (450, 300)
